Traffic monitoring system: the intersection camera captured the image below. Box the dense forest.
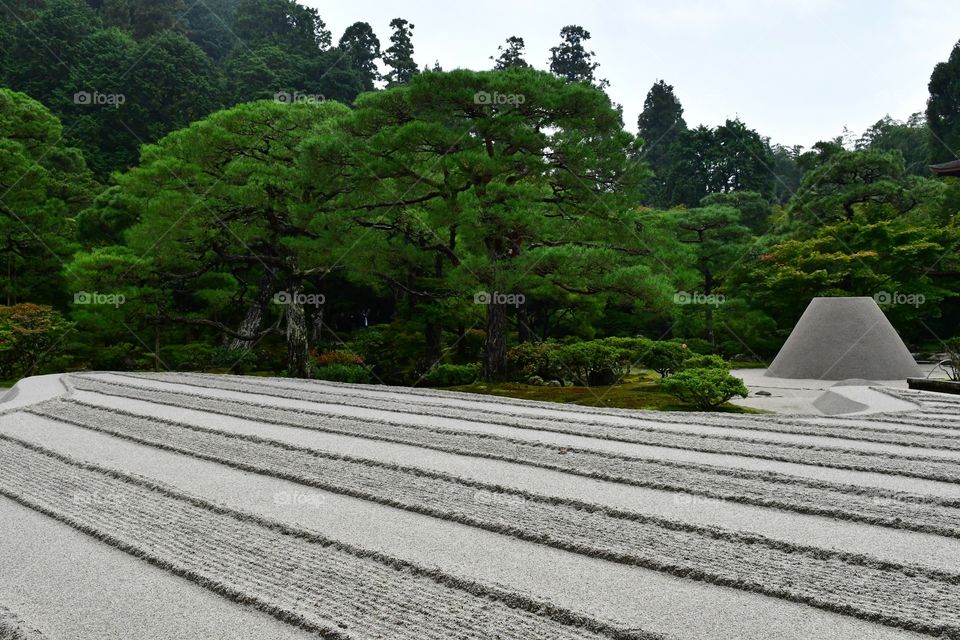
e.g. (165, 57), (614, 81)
(1, 0), (958, 391)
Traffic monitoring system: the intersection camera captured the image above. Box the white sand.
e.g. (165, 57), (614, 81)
(0, 495), (317, 640)
(72, 382), (960, 500)
(7, 405), (960, 575)
(0, 412), (926, 640)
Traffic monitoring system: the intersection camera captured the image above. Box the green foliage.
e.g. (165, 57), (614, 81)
(314, 350), (364, 366)
(787, 149), (929, 231)
(232, 0), (330, 50)
(160, 343), (216, 371)
(210, 345), (258, 372)
(507, 342), (561, 380)
(0, 304), (73, 379)
(927, 40), (960, 161)
(638, 80), (687, 207)
(856, 114), (930, 176)
(382, 17), (417, 86)
(549, 25), (605, 87)
(679, 354), (729, 370)
(98, 0), (185, 38)
(0, 88), (95, 305)
(658, 368), (749, 410)
(313, 363), (371, 384)
(553, 341), (633, 386)
(492, 36), (530, 70)
(338, 21), (381, 91)
(422, 363), (480, 387)
(642, 341), (690, 378)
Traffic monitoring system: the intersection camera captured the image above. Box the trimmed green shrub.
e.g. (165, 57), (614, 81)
(671, 338), (714, 355)
(642, 341), (691, 378)
(422, 363), (480, 387)
(314, 350), (364, 366)
(314, 364), (371, 384)
(554, 341), (632, 386)
(679, 354), (729, 371)
(507, 342), (561, 380)
(659, 368), (749, 410)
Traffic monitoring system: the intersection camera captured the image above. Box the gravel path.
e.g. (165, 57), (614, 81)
(22, 396), (960, 634)
(4, 371), (957, 639)
(80, 374), (960, 497)
(0, 435), (655, 640)
(0, 497), (316, 640)
(11, 404), (960, 575)
(66, 378), (960, 537)
(122, 372), (960, 454)
(0, 413), (928, 640)
(0, 605), (43, 640)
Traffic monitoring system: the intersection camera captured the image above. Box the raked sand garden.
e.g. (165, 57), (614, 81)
(2, 371), (960, 639)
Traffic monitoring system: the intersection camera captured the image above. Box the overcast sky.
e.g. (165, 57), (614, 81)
(309, 0), (960, 149)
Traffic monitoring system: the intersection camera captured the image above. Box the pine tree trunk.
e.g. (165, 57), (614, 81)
(425, 319), (443, 368)
(286, 284), (310, 379)
(231, 273), (275, 351)
(704, 271), (716, 348)
(517, 306), (532, 343)
(310, 306), (324, 346)
(482, 302), (508, 381)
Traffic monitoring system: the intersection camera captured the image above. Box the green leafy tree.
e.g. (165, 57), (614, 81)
(108, 99), (353, 378)
(666, 205), (752, 345)
(856, 113), (931, 176)
(701, 191), (772, 233)
(338, 21), (381, 91)
(1, 0), (101, 100)
(737, 214), (958, 339)
(382, 17), (417, 87)
(927, 39), (960, 162)
(232, 0), (330, 50)
(98, 0), (185, 38)
(0, 304), (73, 379)
(788, 149), (935, 231)
(0, 89), (96, 306)
(492, 36), (530, 70)
(549, 25), (606, 87)
(304, 69), (655, 380)
(637, 80), (687, 207)
(183, 0), (240, 61)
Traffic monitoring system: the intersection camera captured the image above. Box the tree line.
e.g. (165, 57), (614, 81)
(1, 0), (958, 383)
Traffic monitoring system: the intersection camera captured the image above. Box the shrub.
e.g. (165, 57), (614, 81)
(507, 342), (561, 380)
(422, 363), (480, 387)
(679, 354), (729, 371)
(554, 341), (632, 386)
(641, 341), (691, 378)
(314, 349), (364, 367)
(0, 304), (73, 380)
(345, 323), (420, 385)
(672, 338), (714, 355)
(210, 345), (258, 372)
(313, 363), (371, 384)
(659, 368), (749, 410)
(160, 343), (215, 371)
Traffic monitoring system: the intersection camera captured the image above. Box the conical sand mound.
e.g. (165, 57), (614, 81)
(766, 297), (921, 380)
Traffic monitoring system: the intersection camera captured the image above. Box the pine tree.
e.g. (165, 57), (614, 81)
(492, 36), (530, 70)
(383, 17), (417, 87)
(549, 25), (606, 87)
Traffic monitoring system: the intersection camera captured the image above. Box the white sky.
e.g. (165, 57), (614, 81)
(309, 0), (960, 148)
